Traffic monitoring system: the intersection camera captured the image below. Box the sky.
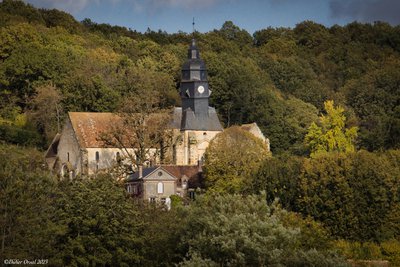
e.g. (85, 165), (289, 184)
(21, 0), (400, 34)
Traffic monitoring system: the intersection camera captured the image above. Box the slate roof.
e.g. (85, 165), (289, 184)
(126, 167), (158, 181)
(126, 165), (203, 188)
(172, 107), (223, 131)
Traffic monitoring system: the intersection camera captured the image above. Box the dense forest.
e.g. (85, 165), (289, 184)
(1, 0), (400, 266)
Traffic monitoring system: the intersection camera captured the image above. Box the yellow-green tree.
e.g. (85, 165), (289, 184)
(204, 126), (270, 194)
(305, 100), (358, 157)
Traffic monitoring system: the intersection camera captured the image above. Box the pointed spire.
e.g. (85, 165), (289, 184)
(192, 17), (195, 37)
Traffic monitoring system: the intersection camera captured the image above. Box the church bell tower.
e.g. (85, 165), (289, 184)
(180, 39), (210, 117)
(178, 39), (223, 131)
(171, 29), (223, 166)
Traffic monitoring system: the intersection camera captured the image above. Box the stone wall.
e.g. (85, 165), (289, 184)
(173, 129), (222, 165)
(57, 119), (81, 176)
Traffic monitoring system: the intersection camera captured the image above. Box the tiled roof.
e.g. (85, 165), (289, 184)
(162, 165), (203, 188)
(68, 112), (169, 148)
(68, 112), (119, 148)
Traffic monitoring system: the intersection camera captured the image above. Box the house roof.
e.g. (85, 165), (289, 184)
(162, 165), (203, 188)
(126, 167), (158, 181)
(126, 165), (203, 188)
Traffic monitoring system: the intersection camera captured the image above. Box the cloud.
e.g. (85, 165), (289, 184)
(131, 0), (233, 13)
(330, 0), (400, 25)
(24, 0), (97, 13)
(24, 0), (232, 15)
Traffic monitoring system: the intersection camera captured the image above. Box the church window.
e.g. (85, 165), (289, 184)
(116, 152), (121, 164)
(127, 185), (132, 193)
(157, 182), (164, 194)
(158, 171), (163, 177)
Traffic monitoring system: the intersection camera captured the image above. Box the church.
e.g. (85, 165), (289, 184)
(45, 38), (270, 195)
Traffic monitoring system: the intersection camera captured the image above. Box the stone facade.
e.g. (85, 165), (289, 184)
(172, 129), (221, 165)
(126, 165), (202, 201)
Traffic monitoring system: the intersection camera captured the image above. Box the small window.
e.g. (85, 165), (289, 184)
(95, 151), (100, 162)
(161, 198), (166, 204)
(203, 132), (207, 136)
(116, 152), (121, 163)
(127, 185), (132, 193)
(149, 197), (156, 203)
(158, 171), (163, 177)
(157, 182), (164, 194)
(67, 152), (70, 162)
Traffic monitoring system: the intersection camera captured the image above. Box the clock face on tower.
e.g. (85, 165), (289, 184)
(197, 85), (205, 94)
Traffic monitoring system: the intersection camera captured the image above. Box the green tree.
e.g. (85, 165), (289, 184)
(305, 100), (358, 157)
(28, 83), (63, 145)
(0, 144), (60, 264)
(53, 175), (143, 266)
(179, 193), (346, 266)
(204, 126), (270, 194)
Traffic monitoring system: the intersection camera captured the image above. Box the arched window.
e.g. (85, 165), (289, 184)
(157, 182), (163, 194)
(95, 151), (100, 171)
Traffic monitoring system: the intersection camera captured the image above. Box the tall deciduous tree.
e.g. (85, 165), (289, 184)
(100, 89), (173, 168)
(0, 144), (60, 263)
(179, 193), (346, 266)
(28, 83), (62, 144)
(53, 175), (143, 266)
(305, 100), (358, 157)
(204, 126), (270, 194)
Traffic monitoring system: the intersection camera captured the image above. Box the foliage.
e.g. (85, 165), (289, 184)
(334, 239), (400, 266)
(204, 126), (270, 194)
(0, 1), (398, 152)
(305, 100), (358, 157)
(178, 193), (346, 266)
(255, 150), (400, 242)
(28, 83), (63, 144)
(53, 175), (143, 266)
(0, 144), (60, 264)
